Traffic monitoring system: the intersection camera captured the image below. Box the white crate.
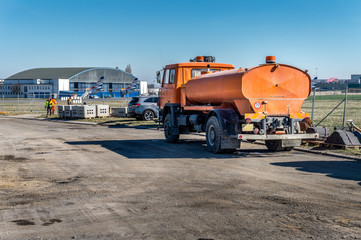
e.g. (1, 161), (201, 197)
(96, 105), (109, 117)
(58, 105), (65, 118)
(111, 107), (128, 117)
(64, 105), (72, 118)
(71, 106), (78, 118)
(77, 105), (96, 119)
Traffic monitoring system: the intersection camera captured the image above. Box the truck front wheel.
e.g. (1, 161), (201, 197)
(206, 116), (224, 153)
(164, 113), (179, 143)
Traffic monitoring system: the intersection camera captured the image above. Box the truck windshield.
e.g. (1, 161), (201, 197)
(191, 69), (220, 78)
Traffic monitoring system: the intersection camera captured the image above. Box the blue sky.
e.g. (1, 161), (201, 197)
(0, 0), (360, 82)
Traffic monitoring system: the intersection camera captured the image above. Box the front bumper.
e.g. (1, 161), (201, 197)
(238, 133), (319, 140)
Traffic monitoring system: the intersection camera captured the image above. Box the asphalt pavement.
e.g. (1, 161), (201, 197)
(0, 117), (361, 239)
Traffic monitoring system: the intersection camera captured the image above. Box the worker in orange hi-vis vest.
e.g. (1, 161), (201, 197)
(50, 97), (57, 115)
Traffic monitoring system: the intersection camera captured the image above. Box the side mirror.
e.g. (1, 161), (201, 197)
(156, 71), (161, 84)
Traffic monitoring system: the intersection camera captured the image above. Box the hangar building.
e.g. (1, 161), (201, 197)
(1, 67), (137, 98)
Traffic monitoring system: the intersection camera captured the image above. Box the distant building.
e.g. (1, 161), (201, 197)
(148, 84), (160, 95)
(351, 74), (361, 84)
(139, 81), (148, 95)
(1, 67), (137, 98)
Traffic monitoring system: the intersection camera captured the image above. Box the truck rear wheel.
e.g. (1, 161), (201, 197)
(283, 147), (294, 151)
(164, 113), (179, 143)
(265, 140), (284, 152)
(206, 116), (223, 153)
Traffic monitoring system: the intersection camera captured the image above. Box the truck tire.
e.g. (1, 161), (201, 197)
(164, 113), (179, 143)
(265, 140), (284, 152)
(283, 147), (294, 151)
(206, 116), (223, 153)
(143, 110), (155, 121)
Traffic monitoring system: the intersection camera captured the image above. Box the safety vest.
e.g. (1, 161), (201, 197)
(45, 100), (53, 107)
(51, 99), (57, 106)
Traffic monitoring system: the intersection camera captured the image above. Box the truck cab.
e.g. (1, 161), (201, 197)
(158, 56), (234, 110)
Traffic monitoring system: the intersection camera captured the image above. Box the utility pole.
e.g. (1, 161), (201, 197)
(342, 86), (348, 129)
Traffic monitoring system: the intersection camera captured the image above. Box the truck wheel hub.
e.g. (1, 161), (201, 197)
(209, 126), (216, 145)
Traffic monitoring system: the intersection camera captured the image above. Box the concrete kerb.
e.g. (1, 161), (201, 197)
(251, 141), (361, 161)
(0, 115), (98, 125)
(294, 146), (361, 162)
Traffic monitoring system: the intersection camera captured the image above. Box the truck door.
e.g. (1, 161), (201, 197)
(159, 69), (169, 107)
(167, 68), (177, 103)
(160, 68), (177, 106)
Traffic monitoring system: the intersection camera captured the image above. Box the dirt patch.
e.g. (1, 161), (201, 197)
(9, 200), (33, 206)
(0, 176), (52, 191)
(19, 147), (35, 151)
(0, 155), (28, 162)
(35, 152), (50, 155)
(262, 195), (299, 206)
(43, 218), (62, 226)
(11, 219), (35, 226)
(53, 176), (82, 185)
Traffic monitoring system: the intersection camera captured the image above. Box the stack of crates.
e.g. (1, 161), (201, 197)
(58, 105), (65, 118)
(71, 106), (78, 118)
(111, 107), (128, 117)
(96, 105), (110, 118)
(77, 105), (96, 119)
(64, 105), (72, 118)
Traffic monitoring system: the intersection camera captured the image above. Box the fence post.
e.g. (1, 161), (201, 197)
(2, 94), (4, 112)
(311, 87), (316, 122)
(17, 94), (19, 112)
(342, 86), (348, 129)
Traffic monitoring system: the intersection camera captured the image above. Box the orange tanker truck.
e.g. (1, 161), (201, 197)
(157, 56), (318, 153)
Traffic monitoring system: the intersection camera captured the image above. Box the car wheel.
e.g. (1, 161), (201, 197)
(143, 110), (155, 121)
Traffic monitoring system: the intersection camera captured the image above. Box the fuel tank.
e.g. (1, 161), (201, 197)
(183, 59), (311, 115)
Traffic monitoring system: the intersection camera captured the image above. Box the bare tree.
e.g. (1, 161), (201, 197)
(125, 64), (132, 75)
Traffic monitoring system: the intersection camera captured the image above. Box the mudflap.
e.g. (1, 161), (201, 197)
(221, 136), (240, 149)
(281, 139), (301, 147)
(209, 109), (241, 150)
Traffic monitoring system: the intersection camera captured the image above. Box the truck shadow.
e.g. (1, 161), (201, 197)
(100, 120), (159, 129)
(271, 160), (361, 186)
(65, 139), (277, 159)
(106, 123), (159, 129)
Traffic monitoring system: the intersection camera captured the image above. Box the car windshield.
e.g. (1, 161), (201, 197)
(144, 97), (158, 103)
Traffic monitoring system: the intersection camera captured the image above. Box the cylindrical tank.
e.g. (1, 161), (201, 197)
(184, 63), (311, 115)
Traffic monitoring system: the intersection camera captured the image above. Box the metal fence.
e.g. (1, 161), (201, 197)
(0, 95), (130, 114)
(1, 90), (360, 129)
(303, 88), (361, 129)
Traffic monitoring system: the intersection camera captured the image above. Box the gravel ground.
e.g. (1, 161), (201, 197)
(0, 117), (361, 240)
